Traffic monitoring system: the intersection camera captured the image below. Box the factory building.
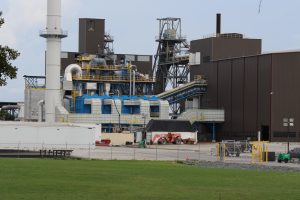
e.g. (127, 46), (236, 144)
(24, 17), (169, 132)
(60, 18), (153, 77)
(190, 14), (300, 142)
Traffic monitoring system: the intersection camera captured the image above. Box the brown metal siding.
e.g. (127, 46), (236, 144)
(190, 38), (212, 58)
(190, 37), (261, 63)
(244, 56), (258, 136)
(257, 55), (272, 129)
(190, 51), (300, 141)
(79, 18), (105, 54)
(190, 62), (218, 108)
(231, 58), (244, 135)
(271, 53), (300, 141)
(217, 60), (232, 137)
(212, 38), (262, 61)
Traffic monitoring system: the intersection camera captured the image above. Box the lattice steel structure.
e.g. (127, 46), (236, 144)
(153, 17), (189, 94)
(153, 17), (190, 114)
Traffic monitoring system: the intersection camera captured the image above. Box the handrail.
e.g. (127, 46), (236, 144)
(72, 75), (155, 82)
(81, 65), (129, 71)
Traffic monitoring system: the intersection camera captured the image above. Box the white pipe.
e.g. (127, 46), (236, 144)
(41, 0), (67, 123)
(129, 65), (132, 97)
(133, 70), (136, 96)
(64, 64), (82, 81)
(38, 100), (45, 122)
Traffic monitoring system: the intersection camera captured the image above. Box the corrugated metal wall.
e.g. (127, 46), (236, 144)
(271, 53), (300, 141)
(190, 52), (300, 141)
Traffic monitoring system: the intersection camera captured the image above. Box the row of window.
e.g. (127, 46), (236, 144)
(76, 103), (159, 115)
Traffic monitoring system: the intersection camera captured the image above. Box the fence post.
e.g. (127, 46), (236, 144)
(133, 148), (136, 160)
(88, 143), (91, 159)
(17, 142), (20, 158)
(110, 146), (113, 160)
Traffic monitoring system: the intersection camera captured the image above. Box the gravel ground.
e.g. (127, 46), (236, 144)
(182, 160), (300, 172)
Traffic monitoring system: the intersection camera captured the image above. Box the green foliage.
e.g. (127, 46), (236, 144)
(0, 11), (20, 86)
(0, 159), (299, 200)
(0, 109), (9, 120)
(0, 109), (14, 120)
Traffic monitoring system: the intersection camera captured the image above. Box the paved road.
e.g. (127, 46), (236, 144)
(72, 143), (300, 169)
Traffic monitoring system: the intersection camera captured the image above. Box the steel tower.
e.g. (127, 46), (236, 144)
(153, 18), (190, 114)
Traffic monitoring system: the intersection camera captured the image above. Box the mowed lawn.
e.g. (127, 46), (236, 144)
(0, 159), (299, 200)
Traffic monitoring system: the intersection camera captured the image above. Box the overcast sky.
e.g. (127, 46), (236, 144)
(1, 0), (300, 102)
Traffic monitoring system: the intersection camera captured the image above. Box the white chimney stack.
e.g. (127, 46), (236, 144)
(40, 0), (67, 123)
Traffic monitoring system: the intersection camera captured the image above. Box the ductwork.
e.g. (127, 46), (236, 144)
(64, 64), (82, 82)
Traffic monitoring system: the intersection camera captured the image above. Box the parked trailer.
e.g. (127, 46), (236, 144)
(0, 122), (101, 151)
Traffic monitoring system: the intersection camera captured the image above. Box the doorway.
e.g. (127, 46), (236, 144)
(261, 125), (270, 141)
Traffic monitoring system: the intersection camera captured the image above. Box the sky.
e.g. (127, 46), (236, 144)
(1, 0), (300, 102)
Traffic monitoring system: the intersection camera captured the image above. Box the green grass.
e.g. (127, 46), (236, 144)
(0, 159), (299, 200)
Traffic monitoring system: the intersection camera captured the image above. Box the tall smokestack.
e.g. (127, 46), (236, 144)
(216, 13), (221, 36)
(40, 0), (67, 123)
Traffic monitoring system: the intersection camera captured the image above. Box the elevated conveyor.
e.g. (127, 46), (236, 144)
(157, 79), (207, 105)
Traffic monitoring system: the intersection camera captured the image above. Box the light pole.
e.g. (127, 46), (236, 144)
(113, 98), (121, 132)
(283, 118), (294, 153)
(142, 113), (147, 128)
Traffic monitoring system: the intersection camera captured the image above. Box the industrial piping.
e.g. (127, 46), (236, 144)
(64, 64), (82, 82)
(40, 0), (67, 123)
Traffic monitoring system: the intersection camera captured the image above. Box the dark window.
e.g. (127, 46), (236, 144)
(102, 104), (111, 114)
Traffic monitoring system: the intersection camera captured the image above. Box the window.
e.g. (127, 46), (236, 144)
(102, 104), (111, 114)
(122, 105), (140, 114)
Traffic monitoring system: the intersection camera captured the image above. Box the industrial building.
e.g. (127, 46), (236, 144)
(24, 16), (169, 133)
(21, 4), (300, 143)
(60, 18), (153, 77)
(190, 14), (300, 142)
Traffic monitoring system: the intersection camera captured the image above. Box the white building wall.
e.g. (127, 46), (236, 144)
(63, 98), (170, 126)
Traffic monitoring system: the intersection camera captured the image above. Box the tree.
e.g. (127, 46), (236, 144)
(0, 11), (20, 86)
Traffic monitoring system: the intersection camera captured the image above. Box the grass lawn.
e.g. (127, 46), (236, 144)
(0, 159), (299, 200)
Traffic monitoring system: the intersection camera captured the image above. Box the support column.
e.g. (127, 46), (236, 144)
(212, 123), (216, 142)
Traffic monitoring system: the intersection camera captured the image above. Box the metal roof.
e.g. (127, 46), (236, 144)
(146, 119), (195, 132)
